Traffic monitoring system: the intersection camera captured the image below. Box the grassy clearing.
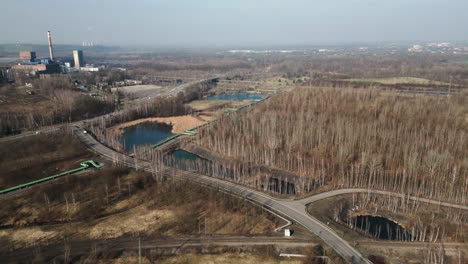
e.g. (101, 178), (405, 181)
(0, 130), (94, 189)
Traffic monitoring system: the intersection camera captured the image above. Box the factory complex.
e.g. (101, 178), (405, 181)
(10, 31), (102, 79)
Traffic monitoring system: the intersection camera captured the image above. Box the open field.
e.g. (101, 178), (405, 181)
(344, 77), (453, 86)
(0, 129), (94, 189)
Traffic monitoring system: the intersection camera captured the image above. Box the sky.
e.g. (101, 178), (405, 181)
(1, 0), (468, 47)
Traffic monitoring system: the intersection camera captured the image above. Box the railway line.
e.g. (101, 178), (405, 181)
(0, 235), (314, 263)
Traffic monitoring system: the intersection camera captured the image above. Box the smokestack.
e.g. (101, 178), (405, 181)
(47, 31), (54, 61)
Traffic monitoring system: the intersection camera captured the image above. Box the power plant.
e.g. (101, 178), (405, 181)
(11, 31), (92, 77)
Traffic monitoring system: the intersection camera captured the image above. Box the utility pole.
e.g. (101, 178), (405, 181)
(138, 237), (141, 264)
(448, 75), (452, 98)
(204, 216), (207, 235)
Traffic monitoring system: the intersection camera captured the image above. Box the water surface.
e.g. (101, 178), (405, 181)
(353, 215), (411, 241)
(121, 122), (174, 152)
(207, 92), (265, 101)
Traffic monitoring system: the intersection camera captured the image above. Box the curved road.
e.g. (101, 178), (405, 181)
(3, 122), (468, 263)
(73, 127), (371, 263)
(72, 126), (468, 263)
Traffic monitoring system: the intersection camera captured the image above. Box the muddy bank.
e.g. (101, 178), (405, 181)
(110, 115), (212, 134)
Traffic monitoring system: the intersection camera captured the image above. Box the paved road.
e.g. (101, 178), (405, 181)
(3, 122), (467, 263)
(0, 235), (314, 263)
(297, 188), (468, 211)
(0, 78), (212, 143)
(73, 127), (371, 264)
(74, 125), (468, 263)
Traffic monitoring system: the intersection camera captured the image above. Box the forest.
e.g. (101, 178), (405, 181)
(193, 87), (468, 204)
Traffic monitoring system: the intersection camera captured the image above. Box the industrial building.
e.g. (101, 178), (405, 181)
(73, 50), (84, 69)
(11, 31), (103, 81)
(19, 51), (36, 62)
(11, 31), (61, 77)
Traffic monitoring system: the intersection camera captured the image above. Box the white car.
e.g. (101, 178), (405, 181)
(83, 130), (88, 134)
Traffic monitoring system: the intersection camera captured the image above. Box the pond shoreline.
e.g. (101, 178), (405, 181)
(111, 115), (212, 135)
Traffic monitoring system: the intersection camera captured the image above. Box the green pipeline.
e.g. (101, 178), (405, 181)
(0, 160), (103, 195)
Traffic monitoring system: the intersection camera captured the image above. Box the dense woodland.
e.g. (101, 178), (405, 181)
(194, 88), (468, 204)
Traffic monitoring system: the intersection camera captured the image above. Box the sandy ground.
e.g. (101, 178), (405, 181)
(111, 115), (213, 134)
(187, 100), (229, 111)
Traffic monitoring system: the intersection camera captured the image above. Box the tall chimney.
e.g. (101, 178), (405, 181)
(47, 31), (54, 61)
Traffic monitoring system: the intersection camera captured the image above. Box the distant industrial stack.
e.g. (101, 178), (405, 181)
(47, 31), (55, 61)
(73, 50), (84, 69)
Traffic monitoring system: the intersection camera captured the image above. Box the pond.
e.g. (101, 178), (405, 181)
(164, 149), (296, 195)
(352, 215), (412, 241)
(207, 92), (265, 101)
(120, 122), (174, 152)
(164, 149), (213, 173)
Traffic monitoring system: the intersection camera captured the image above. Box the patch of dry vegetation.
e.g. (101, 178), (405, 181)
(157, 253), (301, 264)
(0, 129), (93, 189)
(0, 167), (279, 247)
(194, 87), (468, 204)
(345, 77), (451, 86)
(0, 228), (57, 246)
(187, 100), (229, 111)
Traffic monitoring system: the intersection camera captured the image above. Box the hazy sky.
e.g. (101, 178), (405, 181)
(1, 0), (468, 47)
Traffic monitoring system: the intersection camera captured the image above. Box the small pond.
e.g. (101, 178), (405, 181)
(121, 122), (174, 152)
(164, 149), (213, 173)
(164, 149), (296, 195)
(207, 92), (265, 101)
(352, 215), (412, 241)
